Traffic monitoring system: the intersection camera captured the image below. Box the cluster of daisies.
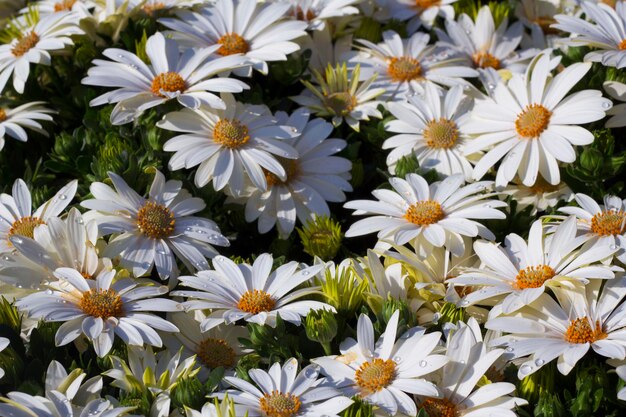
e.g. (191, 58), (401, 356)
(2, 0), (626, 416)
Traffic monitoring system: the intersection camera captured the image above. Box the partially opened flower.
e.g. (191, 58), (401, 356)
(465, 52), (612, 187)
(173, 253), (333, 330)
(344, 173), (506, 256)
(160, 0), (308, 75)
(81, 170), (229, 279)
(419, 318), (527, 417)
(83, 32), (250, 125)
(500, 177), (574, 215)
(158, 94), (299, 197)
(0, 101), (54, 151)
(16, 267), (180, 357)
(219, 358), (354, 417)
(559, 193), (626, 264)
(313, 311), (447, 415)
(448, 217), (616, 316)
(0, 12), (83, 93)
(487, 276), (626, 378)
(0, 178), (77, 255)
(43, 360), (104, 409)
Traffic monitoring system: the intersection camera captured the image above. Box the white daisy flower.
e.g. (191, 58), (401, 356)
(0, 337), (8, 379)
(27, 0), (96, 19)
(105, 345), (199, 417)
(559, 193), (626, 264)
(82, 170), (229, 279)
(0, 392), (135, 417)
(15, 267), (180, 357)
(383, 83), (475, 179)
(553, 1), (626, 68)
(164, 311), (250, 379)
(0, 101), (54, 150)
(0, 208), (112, 289)
(419, 317), (527, 417)
(313, 310), (447, 416)
(237, 108), (352, 238)
(344, 173), (507, 257)
(157, 94), (299, 197)
(515, 0), (579, 49)
(159, 0), (308, 75)
(0, 178), (77, 254)
(173, 253), (333, 330)
(291, 63), (384, 131)
(603, 80), (626, 127)
(500, 176), (574, 215)
(449, 217), (617, 316)
(487, 275), (626, 378)
(349, 30), (478, 101)
(303, 26), (353, 72)
(219, 358), (354, 417)
(435, 5), (539, 73)
(83, 32), (250, 125)
(0, 12), (84, 94)
(386, 0), (458, 30)
(279, 0), (361, 31)
(464, 51), (612, 187)
(127, 0), (200, 15)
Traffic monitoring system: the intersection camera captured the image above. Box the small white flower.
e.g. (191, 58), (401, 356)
(279, 0), (361, 30)
(487, 276), (626, 377)
(0, 178), (77, 255)
(449, 217), (617, 317)
(435, 5), (539, 73)
(386, 0), (459, 30)
(16, 267), (180, 357)
(383, 83), (475, 179)
(500, 176), (574, 215)
(313, 310), (447, 416)
(0, 101), (54, 151)
(83, 32), (250, 125)
(553, 1), (626, 68)
(0, 12), (83, 93)
(27, 0), (96, 19)
(559, 193), (626, 264)
(81, 170), (229, 279)
(160, 0), (308, 75)
(173, 253), (334, 330)
(219, 358), (354, 417)
(350, 30), (478, 101)
(418, 317), (527, 417)
(158, 94), (299, 197)
(344, 173), (507, 257)
(1, 207), (112, 289)
(237, 108), (352, 238)
(465, 51), (612, 187)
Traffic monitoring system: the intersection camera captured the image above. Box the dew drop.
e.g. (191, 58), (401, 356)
(76, 217), (84, 224)
(302, 270), (310, 276)
(535, 359), (545, 366)
(12, 237), (23, 244)
(394, 356), (402, 363)
(419, 360), (427, 367)
(602, 101), (611, 109)
(520, 365), (532, 375)
(59, 194), (67, 200)
(610, 244), (617, 250)
(460, 299), (469, 306)
(505, 347), (514, 352)
(45, 289), (53, 295)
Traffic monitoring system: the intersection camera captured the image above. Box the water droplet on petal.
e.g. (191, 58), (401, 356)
(45, 289), (53, 295)
(505, 347), (514, 352)
(419, 360), (427, 367)
(535, 359), (545, 366)
(602, 101), (611, 109)
(59, 194), (67, 200)
(520, 365), (532, 375)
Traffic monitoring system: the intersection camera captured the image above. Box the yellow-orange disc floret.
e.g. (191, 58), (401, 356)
(472, 51), (501, 69)
(136, 201), (176, 239)
(424, 118), (460, 149)
(12, 31), (40, 57)
(388, 57), (423, 83)
(9, 216), (45, 239)
(515, 104), (552, 139)
(196, 338), (236, 369)
(79, 289), (124, 318)
(515, 265), (556, 289)
(213, 119), (251, 149)
(259, 391), (302, 417)
(217, 33), (250, 56)
(237, 290), (276, 314)
(404, 200), (445, 226)
(355, 358), (396, 395)
(151, 72), (186, 97)
(419, 398), (457, 417)
(564, 317), (607, 344)
(590, 210), (626, 236)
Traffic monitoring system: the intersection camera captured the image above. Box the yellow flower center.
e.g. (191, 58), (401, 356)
(419, 398), (457, 417)
(472, 51), (501, 69)
(591, 210), (626, 236)
(264, 158), (299, 187)
(602, 0), (617, 8)
(0, 109), (6, 122)
(212, 119), (251, 149)
(388, 57), (423, 82)
(424, 118), (459, 149)
(151, 72), (186, 97)
(136, 201), (176, 239)
(196, 338), (236, 369)
(355, 358), (396, 395)
(564, 317), (607, 344)
(217, 33), (250, 56)
(404, 200), (445, 226)
(515, 104), (552, 139)
(528, 177), (560, 194)
(142, 1), (166, 15)
(324, 92), (357, 116)
(12, 31), (40, 57)
(515, 265), (556, 289)
(259, 391), (302, 417)
(54, 0), (76, 11)
(237, 290), (275, 314)
(79, 289), (124, 318)
(9, 216), (45, 240)
(415, 0), (441, 8)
